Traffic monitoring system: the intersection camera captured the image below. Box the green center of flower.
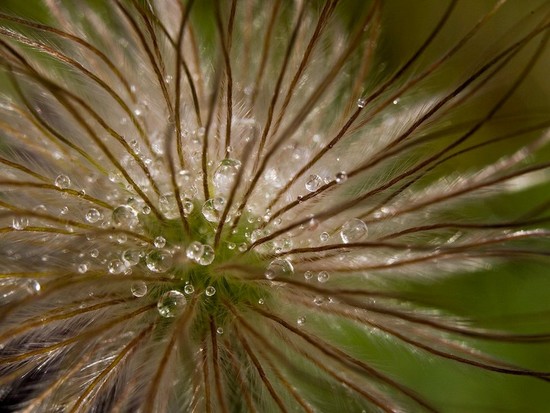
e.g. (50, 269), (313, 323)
(133, 201), (268, 337)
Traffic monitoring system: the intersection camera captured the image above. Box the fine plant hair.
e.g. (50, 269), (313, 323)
(0, 0), (550, 412)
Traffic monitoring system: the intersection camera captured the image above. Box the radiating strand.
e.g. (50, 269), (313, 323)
(209, 318), (230, 413)
(249, 0), (282, 108)
(3, 47), (162, 197)
(143, 297), (196, 413)
(233, 324), (288, 413)
(0, 303), (155, 365)
(68, 323), (155, 413)
(253, 306), (437, 412)
(251, 1), (307, 174)
(264, 0), (458, 214)
(0, 12), (137, 104)
(231, 0), (378, 231)
(0, 26), (150, 149)
(250, 21), (550, 250)
(214, 1), (234, 157)
(359, 120), (550, 222)
(263, 5), (544, 227)
(0, 297), (130, 343)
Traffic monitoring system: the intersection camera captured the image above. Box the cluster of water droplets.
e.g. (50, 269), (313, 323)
(186, 241), (215, 266)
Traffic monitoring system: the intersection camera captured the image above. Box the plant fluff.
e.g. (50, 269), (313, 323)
(1, 0), (550, 412)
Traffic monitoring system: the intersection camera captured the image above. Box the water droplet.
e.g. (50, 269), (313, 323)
(297, 316), (306, 326)
(265, 258), (294, 280)
(184, 284), (195, 294)
(238, 243), (248, 252)
(159, 194), (179, 219)
(122, 249), (141, 266)
(357, 98), (366, 108)
(86, 208), (101, 223)
(205, 286), (216, 296)
(335, 171), (347, 183)
(90, 249), (99, 258)
(24, 279), (41, 295)
(182, 198), (194, 216)
(320, 232), (329, 242)
(202, 198), (225, 222)
(304, 271), (313, 280)
(186, 241), (204, 261)
(227, 242), (236, 250)
(108, 259), (125, 274)
(213, 158), (241, 193)
(258, 298), (265, 305)
(78, 263), (88, 273)
(112, 205), (138, 228)
(154, 236), (166, 248)
(313, 296), (324, 305)
(216, 327), (224, 335)
(157, 290), (186, 317)
(54, 174), (70, 189)
(317, 271), (329, 283)
(142, 205), (151, 215)
(146, 250), (173, 273)
(131, 281), (147, 297)
(340, 218), (368, 243)
(198, 245), (215, 266)
(12, 217), (28, 230)
(305, 174), (322, 192)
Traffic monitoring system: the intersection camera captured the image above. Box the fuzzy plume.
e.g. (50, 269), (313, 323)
(1, 0), (550, 412)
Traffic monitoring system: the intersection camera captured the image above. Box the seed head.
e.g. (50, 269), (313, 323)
(0, 1), (550, 412)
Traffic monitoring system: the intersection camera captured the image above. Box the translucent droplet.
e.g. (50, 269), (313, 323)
(182, 198), (194, 216)
(205, 286), (216, 296)
(112, 205), (138, 228)
(227, 242), (236, 250)
(305, 174), (322, 192)
(146, 250), (173, 273)
(157, 290), (186, 317)
(213, 158), (241, 193)
(108, 259), (125, 274)
(202, 198), (225, 223)
(142, 205), (151, 215)
(216, 327), (224, 335)
(24, 279), (41, 295)
(198, 245), (215, 266)
(297, 316), (306, 326)
(320, 232), (329, 242)
(258, 298), (265, 305)
(238, 243), (248, 252)
(12, 217), (28, 230)
(313, 296), (324, 305)
(122, 249), (141, 266)
(90, 249), (99, 258)
(357, 98), (366, 108)
(317, 271), (329, 283)
(335, 171), (347, 183)
(117, 234), (127, 244)
(78, 263), (88, 273)
(131, 281), (147, 297)
(54, 174), (70, 189)
(340, 218), (368, 243)
(86, 208), (101, 223)
(154, 236), (166, 248)
(265, 258), (294, 280)
(159, 194), (178, 219)
(186, 241), (204, 261)
(184, 284), (195, 294)
(304, 271), (313, 280)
